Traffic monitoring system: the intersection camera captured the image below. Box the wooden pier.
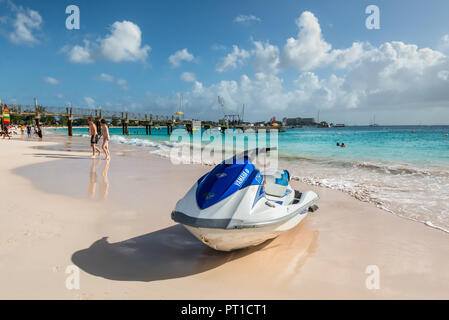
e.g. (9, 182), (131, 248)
(1, 99), (286, 135)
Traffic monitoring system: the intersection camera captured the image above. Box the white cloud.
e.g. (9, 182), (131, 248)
(234, 14), (262, 24)
(180, 72), (196, 82)
(84, 97), (96, 108)
(64, 21), (150, 63)
(216, 45), (250, 72)
(252, 41), (281, 74)
(97, 73), (115, 82)
(281, 11), (367, 71)
(96, 73), (128, 90)
(116, 79), (128, 90)
(100, 21), (150, 62)
(55, 93), (65, 99)
(216, 12), (366, 74)
(327, 42), (367, 69)
(9, 8), (42, 45)
(439, 34), (449, 54)
(438, 70), (449, 81)
(169, 48), (194, 68)
(211, 43), (227, 51)
(64, 40), (93, 64)
(282, 11), (332, 71)
(288, 41), (449, 113)
(43, 76), (59, 85)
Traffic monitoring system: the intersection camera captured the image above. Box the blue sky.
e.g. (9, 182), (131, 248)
(1, 0), (449, 124)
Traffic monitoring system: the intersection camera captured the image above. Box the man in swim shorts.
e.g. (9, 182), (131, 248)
(88, 118), (101, 158)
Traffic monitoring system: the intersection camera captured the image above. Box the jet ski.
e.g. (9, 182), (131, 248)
(171, 148), (319, 251)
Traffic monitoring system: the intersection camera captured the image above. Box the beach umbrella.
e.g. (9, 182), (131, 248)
(3, 105), (10, 127)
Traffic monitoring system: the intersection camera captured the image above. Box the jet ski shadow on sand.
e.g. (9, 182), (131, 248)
(71, 224), (272, 282)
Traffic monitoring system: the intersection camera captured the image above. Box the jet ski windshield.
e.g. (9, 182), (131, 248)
(196, 158), (263, 209)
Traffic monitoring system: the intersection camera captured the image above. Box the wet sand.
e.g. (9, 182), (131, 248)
(1, 134), (449, 299)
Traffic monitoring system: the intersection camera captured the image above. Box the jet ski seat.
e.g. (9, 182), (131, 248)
(264, 169), (290, 197)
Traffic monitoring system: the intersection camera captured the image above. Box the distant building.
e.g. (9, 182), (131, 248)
(283, 117), (299, 126)
(282, 117), (316, 126)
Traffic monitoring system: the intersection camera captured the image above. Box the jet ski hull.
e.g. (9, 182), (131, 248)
(183, 207), (310, 251)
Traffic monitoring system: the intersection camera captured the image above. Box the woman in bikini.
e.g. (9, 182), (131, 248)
(100, 119), (111, 160)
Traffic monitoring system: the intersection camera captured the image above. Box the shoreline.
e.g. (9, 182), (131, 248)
(1, 135), (449, 299)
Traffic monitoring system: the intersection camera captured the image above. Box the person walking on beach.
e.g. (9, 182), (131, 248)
(36, 124), (42, 139)
(2, 126), (11, 140)
(88, 118), (101, 158)
(100, 119), (111, 160)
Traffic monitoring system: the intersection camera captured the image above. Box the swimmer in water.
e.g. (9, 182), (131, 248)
(341, 142), (346, 148)
(336, 142), (340, 147)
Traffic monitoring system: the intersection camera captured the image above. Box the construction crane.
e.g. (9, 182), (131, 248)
(218, 96), (225, 117)
(218, 96), (244, 126)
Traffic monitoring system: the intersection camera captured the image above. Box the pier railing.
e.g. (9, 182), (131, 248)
(1, 101), (181, 136)
(4, 104), (174, 122)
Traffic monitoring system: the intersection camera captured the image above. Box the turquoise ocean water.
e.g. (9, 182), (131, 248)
(59, 125), (449, 232)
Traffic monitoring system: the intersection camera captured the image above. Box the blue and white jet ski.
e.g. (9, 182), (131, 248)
(171, 148), (319, 251)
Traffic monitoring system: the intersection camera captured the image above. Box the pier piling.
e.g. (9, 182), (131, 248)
(67, 107), (73, 136)
(34, 98), (40, 130)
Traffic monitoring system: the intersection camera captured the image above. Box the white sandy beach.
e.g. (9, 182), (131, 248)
(1, 135), (449, 299)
